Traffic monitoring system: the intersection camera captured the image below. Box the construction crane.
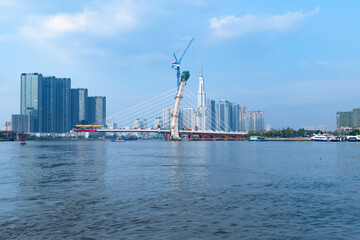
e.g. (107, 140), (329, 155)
(172, 38), (194, 90)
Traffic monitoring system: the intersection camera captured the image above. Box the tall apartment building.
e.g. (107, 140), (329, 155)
(88, 96), (106, 124)
(336, 111), (352, 128)
(42, 76), (71, 133)
(254, 111), (265, 131)
(183, 108), (196, 130)
(154, 116), (163, 129)
(231, 103), (239, 131)
(11, 114), (33, 133)
(15, 73), (106, 133)
(352, 108), (360, 128)
(19, 73), (72, 133)
(71, 88), (88, 125)
(20, 73), (43, 132)
(206, 99), (216, 131)
(216, 100), (232, 131)
(162, 107), (172, 130)
(239, 106), (248, 131)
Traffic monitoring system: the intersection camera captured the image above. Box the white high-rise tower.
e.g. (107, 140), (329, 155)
(196, 66), (207, 130)
(198, 66), (206, 108)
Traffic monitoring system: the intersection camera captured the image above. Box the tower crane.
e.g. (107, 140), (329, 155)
(172, 38), (194, 90)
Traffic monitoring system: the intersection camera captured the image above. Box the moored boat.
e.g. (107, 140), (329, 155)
(345, 135), (359, 142)
(311, 134), (330, 142)
(249, 136), (267, 141)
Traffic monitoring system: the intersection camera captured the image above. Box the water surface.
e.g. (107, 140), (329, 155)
(1, 141), (360, 239)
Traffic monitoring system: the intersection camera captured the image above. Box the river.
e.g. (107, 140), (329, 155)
(1, 141), (360, 239)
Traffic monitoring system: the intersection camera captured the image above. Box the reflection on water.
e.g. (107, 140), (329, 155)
(1, 141), (360, 239)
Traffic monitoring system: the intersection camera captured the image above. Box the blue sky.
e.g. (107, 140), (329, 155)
(0, 0), (359, 130)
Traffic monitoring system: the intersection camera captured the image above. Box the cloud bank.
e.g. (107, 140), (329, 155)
(210, 8), (320, 38)
(20, 0), (141, 41)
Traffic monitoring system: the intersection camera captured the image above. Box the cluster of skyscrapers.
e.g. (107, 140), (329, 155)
(11, 73), (106, 133)
(158, 69), (265, 132)
(336, 108), (360, 129)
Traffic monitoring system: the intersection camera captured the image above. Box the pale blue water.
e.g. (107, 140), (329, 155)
(1, 141), (360, 239)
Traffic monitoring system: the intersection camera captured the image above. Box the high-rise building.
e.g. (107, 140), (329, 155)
(142, 119), (147, 129)
(42, 76), (56, 132)
(216, 100), (231, 131)
(41, 76), (71, 133)
(231, 103), (239, 131)
(239, 106), (248, 131)
(71, 88), (88, 125)
(133, 118), (144, 128)
(21, 73), (43, 132)
(196, 107), (206, 130)
(55, 77), (71, 132)
(245, 111), (265, 131)
(198, 66), (206, 108)
(352, 108), (360, 128)
(254, 111), (265, 131)
(11, 114), (34, 133)
(154, 116), (163, 129)
(182, 108), (196, 130)
(88, 96), (106, 124)
(336, 111), (352, 128)
(106, 117), (117, 130)
(162, 107), (172, 129)
(206, 99), (216, 131)
(20, 73), (72, 133)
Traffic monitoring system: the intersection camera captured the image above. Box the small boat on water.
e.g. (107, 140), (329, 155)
(111, 139), (125, 142)
(124, 135), (138, 141)
(345, 135), (359, 142)
(311, 134), (337, 142)
(249, 136), (267, 141)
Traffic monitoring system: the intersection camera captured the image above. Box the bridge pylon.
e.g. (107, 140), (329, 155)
(170, 71), (190, 140)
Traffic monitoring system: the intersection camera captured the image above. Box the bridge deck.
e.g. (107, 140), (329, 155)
(78, 128), (248, 136)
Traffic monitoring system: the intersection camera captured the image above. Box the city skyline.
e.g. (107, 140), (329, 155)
(13, 73), (106, 133)
(1, 1), (360, 130)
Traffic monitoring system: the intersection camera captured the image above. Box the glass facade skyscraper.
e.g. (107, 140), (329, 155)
(71, 88), (88, 125)
(206, 99), (216, 131)
(352, 108), (360, 128)
(336, 111), (352, 128)
(41, 76), (71, 133)
(88, 96), (106, 124)
(231, 103), (239, 131)
(55, 78), (71, 132)
(20, 73), (43, 132)
(18, 73), (91, 133)
(162, 107), (172, 130)
(216, 100), (231, 131)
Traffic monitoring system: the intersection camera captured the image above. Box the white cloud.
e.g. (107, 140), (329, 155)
(20, 0), (141, 41)
(210, 8), (320, 38)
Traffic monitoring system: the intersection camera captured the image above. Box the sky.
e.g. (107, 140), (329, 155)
(1, 0), (360, 130)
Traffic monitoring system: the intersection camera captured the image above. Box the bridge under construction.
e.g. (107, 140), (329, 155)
(74, 71), (247, 141)
(75, 38), (247, 141)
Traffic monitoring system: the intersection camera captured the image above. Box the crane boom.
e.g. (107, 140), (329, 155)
(178, 38), (194, 64)
(172, 38), (194, 90)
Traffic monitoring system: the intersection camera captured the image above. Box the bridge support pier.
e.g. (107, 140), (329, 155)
(162, 133), (169, 141)
(188, 134), (193, 141)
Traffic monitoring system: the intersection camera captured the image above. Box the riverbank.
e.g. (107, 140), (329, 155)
(267, 137), (311, 141)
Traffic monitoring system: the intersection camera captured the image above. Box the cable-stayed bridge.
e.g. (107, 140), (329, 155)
(75, 72), (247, 141)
